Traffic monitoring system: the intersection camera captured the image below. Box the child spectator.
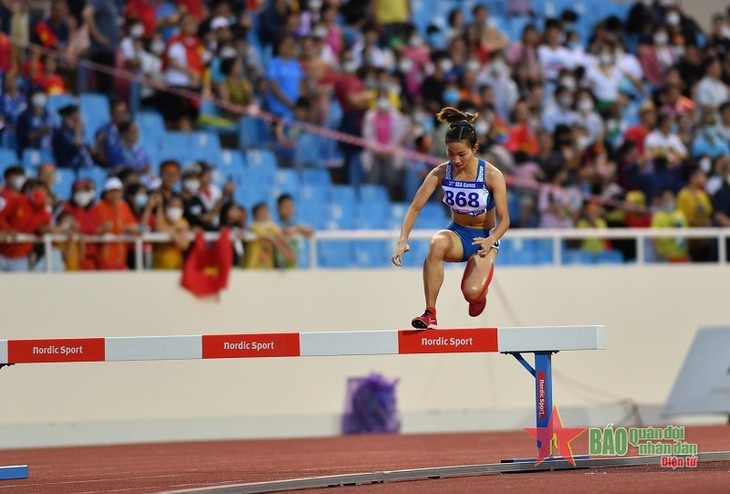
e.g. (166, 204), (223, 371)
(651, 187), (689, 263)
(153, 194), (191, 269)
(243, 202), (295, 269)
(275, 193), (313, 268)
(576, 202), (609, 254)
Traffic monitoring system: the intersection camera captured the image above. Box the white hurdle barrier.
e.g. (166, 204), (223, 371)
(0, 325), (605, 476)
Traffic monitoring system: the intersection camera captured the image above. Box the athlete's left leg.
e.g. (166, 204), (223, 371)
(461, 247), (498, 317)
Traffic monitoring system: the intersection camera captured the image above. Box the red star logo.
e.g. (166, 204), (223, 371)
(523, 406), (586, 466)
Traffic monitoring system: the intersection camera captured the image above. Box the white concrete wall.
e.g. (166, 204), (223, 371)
(0, 265), (728, 448)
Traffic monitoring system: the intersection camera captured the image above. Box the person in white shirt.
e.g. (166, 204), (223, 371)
(542, 85), (577, 133)
(586, 50), (624, 106)
(694, 57), (730, 116)
(644, 113), (687, 166)
(574, 89), (605, 147)
(537, 20), (575, 82)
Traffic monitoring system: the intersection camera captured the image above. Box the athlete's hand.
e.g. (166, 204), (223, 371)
(472, 236), (496, 257)
(391, 241), (410, 267)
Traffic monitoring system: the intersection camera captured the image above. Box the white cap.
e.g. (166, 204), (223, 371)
(103, 176), (123, 192)
(210, 16), (230, 30)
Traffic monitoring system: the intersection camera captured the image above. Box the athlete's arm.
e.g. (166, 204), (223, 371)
(391, 165), (443, 266)
(472, 165), (510, 255)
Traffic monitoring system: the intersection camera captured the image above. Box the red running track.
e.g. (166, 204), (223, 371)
(0, 425), (728, 494)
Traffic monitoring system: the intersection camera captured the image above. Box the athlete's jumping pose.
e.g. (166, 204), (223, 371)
(391, 107), (510, 329)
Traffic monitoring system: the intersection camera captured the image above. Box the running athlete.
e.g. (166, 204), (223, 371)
(391, 107), (510, 329)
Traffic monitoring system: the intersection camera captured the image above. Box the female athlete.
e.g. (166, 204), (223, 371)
(391, 107), (510, 329)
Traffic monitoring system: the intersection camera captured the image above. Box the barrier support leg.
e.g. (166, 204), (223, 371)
(508, 351), (554, 453)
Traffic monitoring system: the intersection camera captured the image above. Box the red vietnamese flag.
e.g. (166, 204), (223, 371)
(35, 21), (59, 48)
(181, 228), (233, 297)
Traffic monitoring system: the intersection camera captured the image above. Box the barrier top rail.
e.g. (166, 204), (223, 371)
(0, 326), (605, 365)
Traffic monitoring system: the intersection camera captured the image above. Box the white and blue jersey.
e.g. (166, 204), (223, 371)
(441, 159), (494, 216)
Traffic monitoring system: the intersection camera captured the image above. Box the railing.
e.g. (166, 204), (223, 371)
(1, 228), (729, 272)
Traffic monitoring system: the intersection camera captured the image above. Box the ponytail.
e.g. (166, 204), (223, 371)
(437, 106), (480, 146)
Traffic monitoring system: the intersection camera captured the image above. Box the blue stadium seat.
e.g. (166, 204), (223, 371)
(188, 131), (222, 163)
(235, 184), (271, 211)
(353, 240), (390, 268)
(299, 183), (329, 206)
(297, 202), (329, 230)
(356, 202), (390, 229)
(389, 202), (408, 228)
(330, 185), (357, 207)
(328, 203), (356, 229)
(295, 132), (324, 168)
(217, 149), (246, 185)
(415, 203), (449, 229)
(245, 148), (277, 186)
(136, 111), (165, 151)
(562, 250), (594, 266)
(358, 184), (389, 204)
(79, 92), (111, 122)
(273, 169), (300, 196)
(238, 116), (273, 149)
(53, 167), (77, 198)
(595, 250), (624, 265)
(0, 147), (17, 174)
(317, 240), (354, 268)
(22, 148), (55, 168)
(300, 167), (332, 187)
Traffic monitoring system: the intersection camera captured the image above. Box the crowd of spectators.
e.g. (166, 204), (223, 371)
(0, 0), (730, 271)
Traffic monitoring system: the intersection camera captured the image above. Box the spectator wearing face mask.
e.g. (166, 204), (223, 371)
(573, 90), (604, 148)
(361, 90), (410, 202)
(52, 104), (95, 170)
(61, 178), (98, 269)
(93, 177), (140, 270)
(422, 54), (452, 114)
(2, 166), (26, 203)
(694, 57), (729, 117)
(651, 187), (688, 263)
(692, 116), (730, 160)
(179, 162), (217, 231)
(0, 179), (52, 271)
(542, 85), (577, 134)
(639, 26), (679, 87)
(152, 193), (191, 269)
(15, 91), (54, 159)
(538, 20), (575, 82)
(124, 182), (159, 232)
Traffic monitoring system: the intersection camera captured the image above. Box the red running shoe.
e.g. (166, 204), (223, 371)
(411, 309), (437, 329)
(468, 297), (487, 317)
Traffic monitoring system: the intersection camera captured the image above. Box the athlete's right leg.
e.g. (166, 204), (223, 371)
(412, 230), (464, 329)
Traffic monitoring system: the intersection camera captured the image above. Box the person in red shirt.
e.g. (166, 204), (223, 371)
(504, 100), (539, 156)
(623, 101), (656, 157)
(332, 49), (371, 185)
(2, 166), (27, 203)
(0, 179), (52, 271)
(61, 178), (100, 269)
(92, 177), (140, 270)
(34, 54), (68, 95)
